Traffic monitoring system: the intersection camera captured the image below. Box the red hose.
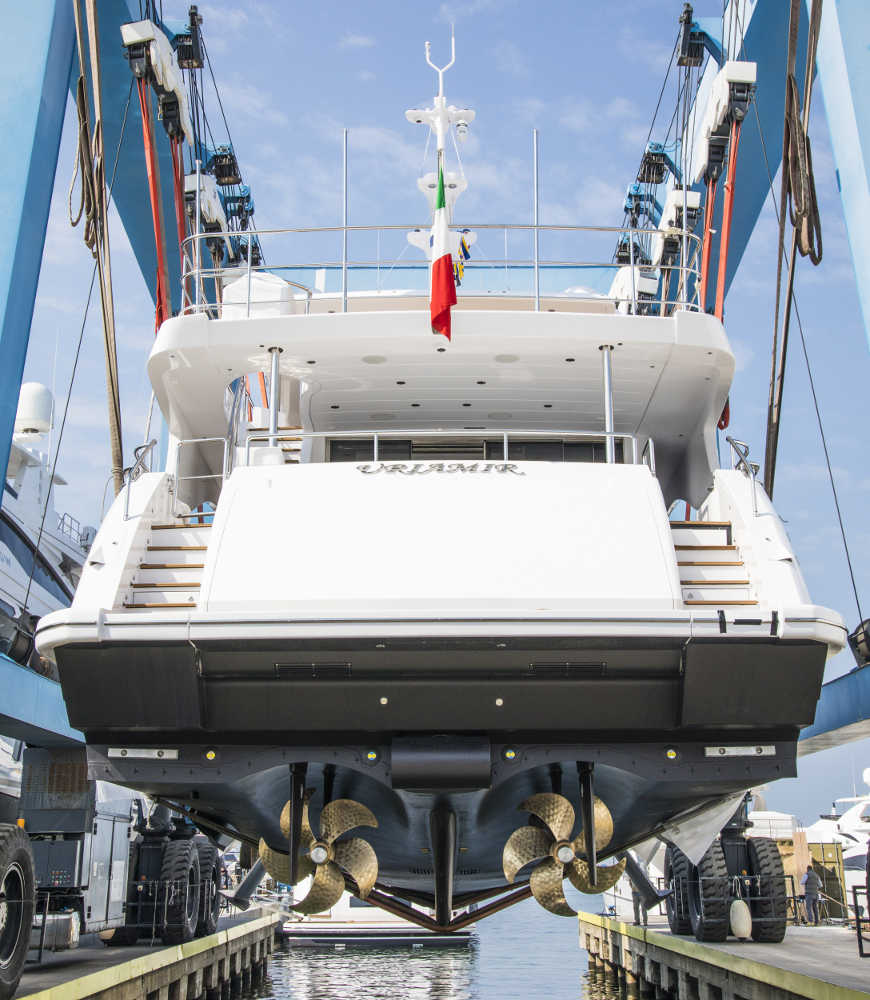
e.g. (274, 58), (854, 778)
(137, 79), (171, 331)
(714, 119), (741, 322)
(698, 176), (717, 313)
(169, 137), (187, 274)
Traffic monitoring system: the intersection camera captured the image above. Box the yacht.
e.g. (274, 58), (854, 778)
(2, 382), (90, 662)
(36, 41), (846, 929)
(1, 382), (91, 821)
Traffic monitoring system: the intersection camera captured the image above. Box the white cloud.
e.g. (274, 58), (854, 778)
(513, 97), (546, 124)
(559, 100), (592, 134)
(358, 70), (376, 83)
(492, 40), (528, 79)
(218, 83), (288, 128)
(729, 337), (756, 373)
(339, 33), (375, 49)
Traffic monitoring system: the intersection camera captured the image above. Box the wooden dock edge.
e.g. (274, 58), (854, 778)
(578, 912), (867, 1000)
(18, 912), (281, 1000)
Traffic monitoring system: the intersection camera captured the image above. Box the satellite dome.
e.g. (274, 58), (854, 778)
(14, 383), (53, 436)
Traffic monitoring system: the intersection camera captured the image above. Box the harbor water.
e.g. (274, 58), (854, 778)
(241, 898), (618, 1000)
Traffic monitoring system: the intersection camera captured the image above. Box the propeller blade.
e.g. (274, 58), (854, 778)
(572, 795), (615, 854)
(291, 860), (345, 915)
(520, 792), (575, 842)
(503, 825), (553, 882)
(333, 837), (379, 898)
(258, 839), (291, 884)
(319, 799), (378, 844)
(272, 796), (315, 884)
(566, 856), (627, 894)
(529, 857), (576, 917)
(279, 792), (316, 851)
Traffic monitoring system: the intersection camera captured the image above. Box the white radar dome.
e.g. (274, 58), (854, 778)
(14, 383), (54, 435)
(863, 766), (870, 789)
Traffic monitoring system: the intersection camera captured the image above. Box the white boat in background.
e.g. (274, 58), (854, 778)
(804, 773), (870, 905)
(2, 382), (92, 671)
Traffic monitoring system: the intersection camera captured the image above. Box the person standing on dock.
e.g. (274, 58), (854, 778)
(632, 859), (649, 927)
(800, 865), (823, 925)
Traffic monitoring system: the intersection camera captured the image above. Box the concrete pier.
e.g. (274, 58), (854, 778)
(580, 912), (869, 1000)
(17, 911), (280, 1000)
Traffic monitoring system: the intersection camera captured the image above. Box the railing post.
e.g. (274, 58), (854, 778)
(628, 228), (637, 314)
(246, 234), (253, 319)
(532, 129), (540, 312)
(268, 348), (281, 449)
(600, 345), (615, 464)
(194, 158), (202, 312)
(342, 128), (348, 314)
(681, 179), (689, 310)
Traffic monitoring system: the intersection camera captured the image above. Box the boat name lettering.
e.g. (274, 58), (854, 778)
(356, 462), (525, 476)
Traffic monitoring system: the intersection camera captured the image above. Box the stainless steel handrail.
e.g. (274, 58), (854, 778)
(725, 436), (760, 517)
(183, 222), (706, 237)
(122, 439), (158, 521)
(180, 222), (703, 318)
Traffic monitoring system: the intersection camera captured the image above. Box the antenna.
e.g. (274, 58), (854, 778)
(425, 28), (455, 99)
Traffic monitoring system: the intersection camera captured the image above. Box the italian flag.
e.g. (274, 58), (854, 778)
(430, 160), (456, 339)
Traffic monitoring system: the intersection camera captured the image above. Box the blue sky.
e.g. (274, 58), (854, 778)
(24, 0), (869, 821)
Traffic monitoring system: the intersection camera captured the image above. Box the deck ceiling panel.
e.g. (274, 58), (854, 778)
(149, 310), (733, 491)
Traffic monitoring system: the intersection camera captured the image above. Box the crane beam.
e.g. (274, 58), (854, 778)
(0, 0), (75, 486)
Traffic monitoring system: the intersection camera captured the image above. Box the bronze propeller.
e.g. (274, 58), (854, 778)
(258, 794), (379, 914)
(502, 792), (626, 916)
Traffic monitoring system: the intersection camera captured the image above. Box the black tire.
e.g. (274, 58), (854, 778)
(664, 844), (692, 934)
(0, 824), (35, 1000)
(160, 839), (201, 945)
(688, 840), (729, 942)
(104, 926), (140, 947)
(194, 840), (221, 938)
(745, 837), (787, 942)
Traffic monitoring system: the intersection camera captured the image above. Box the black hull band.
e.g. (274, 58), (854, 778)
(55, 634), (826, 739)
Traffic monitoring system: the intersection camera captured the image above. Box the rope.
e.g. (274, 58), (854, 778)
(764, 0), (823, 497)
(782, 83), (823, 266)
(23, 83), (132, 611)
(750, 21), (864, 624)
(68, 76), (98, 254)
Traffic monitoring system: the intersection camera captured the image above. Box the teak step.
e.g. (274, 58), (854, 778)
(670, 521), (732, 528)
(139, 563), (205, 570)
(678, 560), (744, 567)
(684, 599), (759, 606)
(130, 581), (201, 589)
(123, 602), (194, 609)
(146, 545), (208, 552)
(674, 544), (736, 551)
(680, 579), (750, 586)
(152, 523), (212, 530)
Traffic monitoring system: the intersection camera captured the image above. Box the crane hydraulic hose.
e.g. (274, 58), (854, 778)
(137, 78), (171, 331)
(714, 118), (741, 323)
(169, 136), (187, 275)
(698, 176), (717, 313)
